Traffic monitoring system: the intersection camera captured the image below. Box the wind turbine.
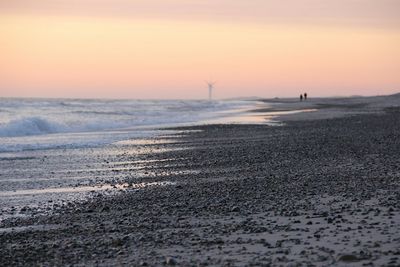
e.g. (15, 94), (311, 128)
(206, 80), (216, 101)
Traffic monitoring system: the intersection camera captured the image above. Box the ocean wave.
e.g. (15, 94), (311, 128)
(0, 117), (67, 137)
(0, 99), (256, 142)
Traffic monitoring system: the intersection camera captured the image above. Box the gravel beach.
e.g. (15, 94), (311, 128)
(1, 96), (400, 266)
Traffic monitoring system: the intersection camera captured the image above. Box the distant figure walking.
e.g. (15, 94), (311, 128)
(304, 93), (308, 100)
(300, 94), (303, 101)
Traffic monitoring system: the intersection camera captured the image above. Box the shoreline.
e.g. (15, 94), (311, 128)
(251, 94), (400, 122)
(1, 95), (400, 266)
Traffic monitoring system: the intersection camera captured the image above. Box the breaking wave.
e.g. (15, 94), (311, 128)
(0, 117), (67, 137)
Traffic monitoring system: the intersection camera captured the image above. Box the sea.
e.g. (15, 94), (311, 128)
(0, 98), (259, 153)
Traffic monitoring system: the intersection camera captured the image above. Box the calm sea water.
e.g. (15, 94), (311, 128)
(0, 98), (256, 152)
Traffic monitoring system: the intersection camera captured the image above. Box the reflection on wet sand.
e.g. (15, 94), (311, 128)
(202, 108), (317, 125)
(0, 181), (175, 197)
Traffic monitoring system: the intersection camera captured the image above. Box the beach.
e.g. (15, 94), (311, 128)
(1, 95), (400, 266)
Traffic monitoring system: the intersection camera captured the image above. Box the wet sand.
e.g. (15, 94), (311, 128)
(1, 95), (400, 266)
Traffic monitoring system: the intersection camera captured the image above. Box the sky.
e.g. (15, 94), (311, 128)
(0, 0), (399, 99)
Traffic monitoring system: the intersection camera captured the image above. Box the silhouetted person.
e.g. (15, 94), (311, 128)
(300, 94), (303, 101)
(304, 93), (308, 100)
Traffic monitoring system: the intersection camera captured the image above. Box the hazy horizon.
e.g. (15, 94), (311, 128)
(1, 91), (399, 101)
(1, 1), (399, 99)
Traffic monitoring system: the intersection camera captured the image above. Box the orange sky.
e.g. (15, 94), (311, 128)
(0, 1), (399, 99)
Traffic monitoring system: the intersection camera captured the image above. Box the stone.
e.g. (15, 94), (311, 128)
(231, 206), (240, 212)
(339, 254), (359, 262)
(165, 257), (177, 265)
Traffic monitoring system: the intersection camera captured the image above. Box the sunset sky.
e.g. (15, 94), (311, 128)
(0, 0), (399, 99)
